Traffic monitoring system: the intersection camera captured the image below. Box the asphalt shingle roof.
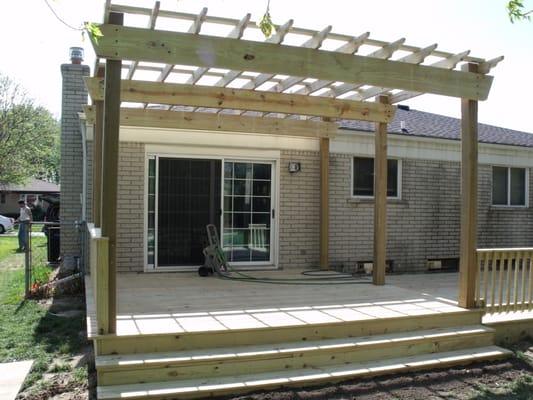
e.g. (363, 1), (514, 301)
(339, 107), (533, 148)
(0, 178), (60, 193)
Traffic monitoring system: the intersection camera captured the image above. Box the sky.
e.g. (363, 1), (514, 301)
(0, 0), (532, 133)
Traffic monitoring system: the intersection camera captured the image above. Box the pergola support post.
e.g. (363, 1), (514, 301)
(320, 136), (330, 270)
(373, 95), (389, 285)
(92, 68), (105, 228)
(100, 12), (123, 334)
(458, 63), (479, 309)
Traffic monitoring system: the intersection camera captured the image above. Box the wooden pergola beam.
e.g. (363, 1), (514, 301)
(458, 63), (479, 308)
(100, 12), (123, 335)
(319, 136), (330, 270)
(84, 107), (338, 138)
(91, 67), (105, 228)
(373, 95), (389, 286)
(84, 78), (396, 123)
(90, 24), (493, 101)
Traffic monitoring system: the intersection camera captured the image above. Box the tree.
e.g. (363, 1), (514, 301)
(507, 0), (532, 22)
(0, 73), (60, 186)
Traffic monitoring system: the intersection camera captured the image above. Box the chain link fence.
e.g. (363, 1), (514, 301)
(19, 221), (60, 297)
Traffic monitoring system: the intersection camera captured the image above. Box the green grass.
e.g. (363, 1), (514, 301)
(0, 236), (19, 260)
(0, 235), (86, 390)
(470, 374), (533, 399)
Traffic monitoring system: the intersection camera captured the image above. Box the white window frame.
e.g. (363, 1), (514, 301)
(351, 156), (402, 200)
(491, 165), (529, 208)
(143, 149), (280, 272)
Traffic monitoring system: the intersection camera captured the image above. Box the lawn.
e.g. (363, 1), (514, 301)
(0, 234), (88, 397)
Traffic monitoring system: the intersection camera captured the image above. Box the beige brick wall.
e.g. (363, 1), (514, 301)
(278, 151), (320, 269)
(278, 150), (533, 272)
(116, 142), (145, 272)
(100, 147), (533, 274)
(60, 63), (90, 261)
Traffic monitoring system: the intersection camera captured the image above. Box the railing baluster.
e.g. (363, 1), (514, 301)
(498, 251), (506, 313)
(505, 252), (513, 312)
(528, 251), (533, 311)
(490, 251), (498, 313)
(512, 251), (520, 311)
(520, 253), (528, 310)
(475, 252), (481, 305)
(482, 251), (489, 306)
(477, 248), (533, 314)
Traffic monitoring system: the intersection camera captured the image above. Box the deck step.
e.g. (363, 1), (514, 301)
(96, 325), (495, 385)
(97, 345), (512, 400)
(95, 309), (484, 355)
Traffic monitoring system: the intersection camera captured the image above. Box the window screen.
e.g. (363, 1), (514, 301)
(492, 166), (526, 206)
(353, 157), (399, 198)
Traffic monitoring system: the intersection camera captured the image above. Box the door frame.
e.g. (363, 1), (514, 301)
(143, 146), (280, 272)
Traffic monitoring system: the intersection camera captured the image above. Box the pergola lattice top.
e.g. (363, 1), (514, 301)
(86, 1), (503, 129)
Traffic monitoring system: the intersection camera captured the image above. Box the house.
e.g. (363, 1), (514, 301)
(0, 178), (60, 218)
(59, 3), (533, 399)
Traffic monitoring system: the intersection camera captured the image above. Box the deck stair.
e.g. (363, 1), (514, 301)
(94, 309), (511, 399)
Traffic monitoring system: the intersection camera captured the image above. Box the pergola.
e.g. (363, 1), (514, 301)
(85, 1), (503, 334)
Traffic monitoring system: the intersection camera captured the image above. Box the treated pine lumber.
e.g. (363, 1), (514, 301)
(373, 96), (389, 286)
(84, 77), (396, 123)
(96, 326), (493, 369)
(100, 12), (123, 334)
(89, 24), (494, 101)
(320, 136), (330, 269)
(95, 238), (110, 335)
(94, 310), (483, 355)
(96, 347), (511, 400)
(458, 63), (479, 309)
(84, 107), (338, 138)
(96, 327), (494, 385)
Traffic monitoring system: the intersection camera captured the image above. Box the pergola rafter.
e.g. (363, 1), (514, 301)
(84, 78), (395, 123)
(86, 2), (503, 334)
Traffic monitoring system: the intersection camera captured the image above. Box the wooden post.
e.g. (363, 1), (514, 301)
(100, 12), (123, 334)
(458, 63), (479, 308)
(92, 67), (105, 228)
(373, 95), (389, 285)
(320, 136), (330, 270)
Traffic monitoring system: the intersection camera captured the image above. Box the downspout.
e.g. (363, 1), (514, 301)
(77, 113), (89, 275)
(78, 114), (88, 222)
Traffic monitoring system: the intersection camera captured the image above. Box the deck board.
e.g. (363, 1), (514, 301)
(86, 271), (466, 338)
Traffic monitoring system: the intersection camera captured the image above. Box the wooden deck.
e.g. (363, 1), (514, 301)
(85, 270), (517, 399)
(87, 270), (462, 338)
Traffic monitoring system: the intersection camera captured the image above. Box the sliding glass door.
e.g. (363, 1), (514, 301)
(146, 156), (275, 269)
(222, 161), (273, 264)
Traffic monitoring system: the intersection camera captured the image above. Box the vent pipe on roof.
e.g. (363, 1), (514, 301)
(69, 47), (84, 64)
(400, 121), (409, 133)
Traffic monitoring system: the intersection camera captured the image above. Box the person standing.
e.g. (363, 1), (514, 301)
(17, 199), (32, 251)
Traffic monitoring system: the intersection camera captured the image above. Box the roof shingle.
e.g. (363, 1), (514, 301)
(339, 107), (533, 147)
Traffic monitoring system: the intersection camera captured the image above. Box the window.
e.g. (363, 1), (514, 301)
(0, 193), (5, 204)
(492, 166), (527, 206)
(146, 157), (156, 266)
(352, 157), (400, 198)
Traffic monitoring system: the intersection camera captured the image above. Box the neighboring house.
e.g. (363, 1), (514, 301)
(60, 66), (533, 274)
(0, 178), (60, 218)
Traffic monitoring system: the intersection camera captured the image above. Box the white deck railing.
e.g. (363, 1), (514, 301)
(476, 248), (533, 313)
(87, 223), (110, 335)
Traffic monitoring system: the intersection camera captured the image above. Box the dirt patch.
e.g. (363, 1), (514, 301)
(15, 291), (94, 400)
(226, 357), (533, 400)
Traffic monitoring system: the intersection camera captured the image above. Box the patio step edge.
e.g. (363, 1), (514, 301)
(96, 325), (494, 369)
(97, 345), (512, 400)
(94, 309), (484, 355)
(96, 325), (495, 385)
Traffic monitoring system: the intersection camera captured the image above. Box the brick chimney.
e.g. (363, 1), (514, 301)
(60, 47), (90, 266)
